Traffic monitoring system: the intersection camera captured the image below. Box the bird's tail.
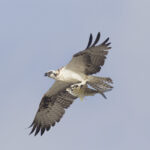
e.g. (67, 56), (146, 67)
(87, 76), (113, 99)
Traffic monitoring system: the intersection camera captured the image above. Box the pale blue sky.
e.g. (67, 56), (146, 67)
(0, 0), (150, 150)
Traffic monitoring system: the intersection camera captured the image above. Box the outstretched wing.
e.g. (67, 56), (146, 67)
(66, 32), (111, 75)
(29, 81), (77, 136)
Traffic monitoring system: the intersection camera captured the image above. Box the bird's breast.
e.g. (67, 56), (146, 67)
(58, 68), (86, 82)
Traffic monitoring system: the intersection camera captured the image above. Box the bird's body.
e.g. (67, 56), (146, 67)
(56, 67), (87, 83)
(29, 32), (113, 136)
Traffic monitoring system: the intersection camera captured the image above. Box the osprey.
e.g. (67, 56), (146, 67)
(29, 32), (113, 136)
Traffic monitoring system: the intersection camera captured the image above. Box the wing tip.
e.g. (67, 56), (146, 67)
(29, 126), (48, 136)
(86, 33), (93, 49)
(91, 32), (101, 47)
(86, 32), (101, 49)
(101, 37), (110, 45)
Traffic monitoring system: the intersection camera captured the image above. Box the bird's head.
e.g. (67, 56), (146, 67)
(44, 70), (58, 79)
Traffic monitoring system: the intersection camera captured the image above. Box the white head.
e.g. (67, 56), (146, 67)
(44, 70), (59, 79)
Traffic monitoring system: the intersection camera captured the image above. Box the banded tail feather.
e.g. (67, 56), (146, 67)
(87, 76), (113, 99)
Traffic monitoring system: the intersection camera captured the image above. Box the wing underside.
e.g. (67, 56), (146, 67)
(66, 32), (111, 75)
(29, 81), (77, 136)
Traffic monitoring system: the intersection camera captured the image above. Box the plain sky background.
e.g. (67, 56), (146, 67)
(0, 0), (150, 150)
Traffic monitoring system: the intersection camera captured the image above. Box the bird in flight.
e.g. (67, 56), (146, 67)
(29, 32), (113, 136)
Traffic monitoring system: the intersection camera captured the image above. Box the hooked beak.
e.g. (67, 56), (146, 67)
(44, 71), (52, 77)
(44, 72), (48, 76)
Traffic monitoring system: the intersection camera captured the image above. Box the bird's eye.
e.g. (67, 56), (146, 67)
(54, 73), (57, 76)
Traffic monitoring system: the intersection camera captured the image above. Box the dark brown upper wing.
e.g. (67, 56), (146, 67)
(65, 32), (111, 75)
(29, 81), (77, 136)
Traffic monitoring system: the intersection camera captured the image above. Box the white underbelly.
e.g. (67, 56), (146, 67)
(58, 68), (86, 82)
